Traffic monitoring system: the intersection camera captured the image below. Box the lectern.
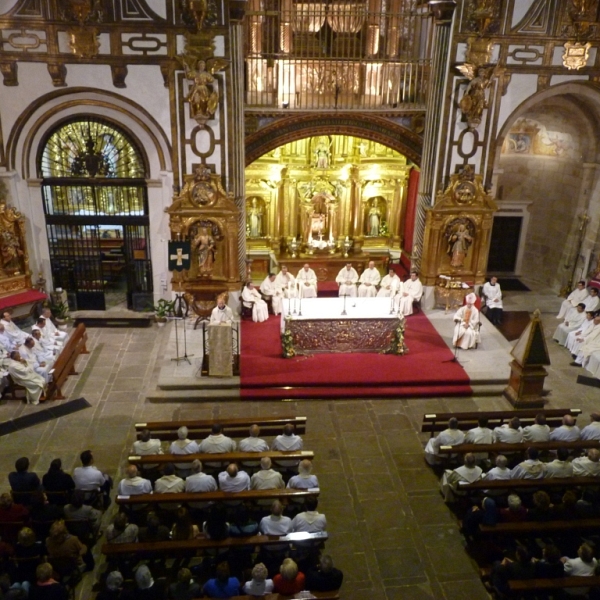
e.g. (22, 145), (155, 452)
(208, 323), (233, 377)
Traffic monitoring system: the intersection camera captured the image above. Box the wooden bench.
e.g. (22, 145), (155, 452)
(134, 416), (307, 441)
(128, 450), (314, 468)
(46, 323), (89, 401)
(459, 476), (600, 494)
(509, 575), (600, 594)
(480, 517), (600, 536)
(115, 487), (320, 507)
(439, 440), (600, 456)
(422, 409), (582, 437)
(102, 531), (328, 559)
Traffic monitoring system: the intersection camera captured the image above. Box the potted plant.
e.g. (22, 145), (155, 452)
(49, 299), (70, 326)
(154, 298), (174, 326)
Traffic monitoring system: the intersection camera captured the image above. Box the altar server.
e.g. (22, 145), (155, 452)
(41, 308), (68, 343)
(556, 280), (588, 320)
(377, 268), (402, 298)
(1, 311), (28, 346)
(584, 287), (600, 313)
(5, 350), (46, 405)
(210, 295), (234, 324)
(566, 311), (596, 355)
(260, 273), (283, 315)
(482, 276), (503, 325)
(297, 264), (318, 298)
(0, 324), (15, 353)
(358, 261), (381, 297)
(20, 337), (53, 383)
(572, 313), (600, 368)
(275, 265), (297, 298)
(553, 303), (586, 345)
(336, 263), (358, 297)
(452, 293), (480, 350)
(242, 282), (269, 323)
(397, 271), (423, 316)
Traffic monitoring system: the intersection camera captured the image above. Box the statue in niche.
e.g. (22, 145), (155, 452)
(192, 226), (217, 276)
(313, 137), (331, 169)
(247, 197), (264, 238)
(0, 200), (24, 276)
(367, 198), (383, 237)
(456, 63), (497, 130)
(185, 58), (229, 128)
(446, 220), (474, 268)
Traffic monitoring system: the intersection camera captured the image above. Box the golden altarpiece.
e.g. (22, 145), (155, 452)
(245, 135), (411, 280)
(166, 166), (240, 300)
(421, 166), (497, 309)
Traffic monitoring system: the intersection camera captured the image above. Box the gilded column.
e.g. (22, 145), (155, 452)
(412, 1), (457, 270)
(349, 166), (363, 253)
(274, 166), (288, 254)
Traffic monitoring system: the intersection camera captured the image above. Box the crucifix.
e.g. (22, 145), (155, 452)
(170, 247), (189, 267)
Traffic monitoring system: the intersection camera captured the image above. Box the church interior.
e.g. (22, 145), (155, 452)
(1, 0), (600, 598)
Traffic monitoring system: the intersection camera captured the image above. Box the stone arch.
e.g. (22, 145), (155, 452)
(245, 113), (422, 166)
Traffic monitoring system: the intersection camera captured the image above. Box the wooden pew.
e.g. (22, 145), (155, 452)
(102, 531), (328, 559)
(458, 476), (600, 494)
(128, 450), (314, 468)
(46, 323), (89, 401)
(115, 487), (320, 507)
(480, 518), (600, 537)
(439, 440), (600, 456)
(134, 416), (307, 441)
(422, 408), (582, 437)
(509, 575), (600, 594)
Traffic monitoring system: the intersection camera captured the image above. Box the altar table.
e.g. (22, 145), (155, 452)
(281, 297), (404, 355)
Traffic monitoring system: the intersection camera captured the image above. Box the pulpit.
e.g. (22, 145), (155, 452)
(208, 323), (233, 377)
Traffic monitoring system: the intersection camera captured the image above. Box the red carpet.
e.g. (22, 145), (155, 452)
(240, 313), (472, 399)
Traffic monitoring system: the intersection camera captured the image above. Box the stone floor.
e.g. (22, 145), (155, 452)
(0, 284), (597, 599)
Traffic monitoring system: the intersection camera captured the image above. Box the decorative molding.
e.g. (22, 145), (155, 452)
(47, 62), (67, 87)
(510, 0), (560, 36)
(428, 0), (457, 23)
(0, 61), (18, 86)
(110, 64), (128, 88)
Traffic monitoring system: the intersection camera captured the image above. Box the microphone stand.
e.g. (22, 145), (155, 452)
(443, 320), (465, 364)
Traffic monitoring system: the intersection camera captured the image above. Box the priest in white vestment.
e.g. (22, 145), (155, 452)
(553, 303), (586, 345)
(336, 264), (358, 297)
(274, 266), (297, 298)
(20, 338), (53, 383)
(31, 329), (58, 360)
(1, 311), (28, 346)
(440, 453), (483, 502)
(358, 261), (381, 297)
(242, 282), (269, 323)
(397, 271), (424, 316)
(260, 273), (283, 315)
(584, 288), (600, 313)
(210, 296), (234, 324)
(452, 293), (480, 350)
(33, 319), (61, 353)
(6, 350), (46, 405)
(566, 311), (596, 355)
(377, 268), (402, 298)
(0, 324), (15, 353)
(557, 281), (589, 319)
(296, 264), (318, 298)
(41, 308), (68, 343)
(482, 276), (503, 325)
(573, 315), (600, 367)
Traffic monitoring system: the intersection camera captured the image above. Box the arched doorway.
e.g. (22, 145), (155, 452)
(491, 83), (600, 292)
(39, 117), (153, 310)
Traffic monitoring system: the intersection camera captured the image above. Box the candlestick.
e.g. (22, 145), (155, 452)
(298, 289), (302, 316)
(342, 293), (347, 316)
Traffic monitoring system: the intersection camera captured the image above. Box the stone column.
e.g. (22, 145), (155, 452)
(412, 0), (457, 270)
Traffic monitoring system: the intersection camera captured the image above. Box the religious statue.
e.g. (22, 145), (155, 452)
(367, 198), (382, 236)
(192, 226), (216, 276)
(0, 200), (25, 276)
(185, 58), (229, 128)
(456, 63), (497, 130)
(247, 197), (263, 238)
(315, 140), (330, 169)
(446, 222), (474, 268)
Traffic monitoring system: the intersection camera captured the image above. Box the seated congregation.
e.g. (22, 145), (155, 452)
(0, 420), (343, 599)
(424, 410), (600, 598)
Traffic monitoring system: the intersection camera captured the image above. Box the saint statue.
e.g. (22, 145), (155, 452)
(367, 198), (382, 237)
(0, 201), (24, 275)
(314, 140), (330, 169)
(184, 58), (229, 127)
(447, 223), (473, 268)
(247, 198), (263, 238)
(192, 226), (216, 276)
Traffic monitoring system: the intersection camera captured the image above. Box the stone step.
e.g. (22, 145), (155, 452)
(158, 376), (240, 390)
(147, 388), (241, 402)
(470, 384), (507, 397)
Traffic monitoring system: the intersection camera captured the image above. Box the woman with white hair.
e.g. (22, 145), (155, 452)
(243, 562), (274, 595)
(452, 293), (480, 349)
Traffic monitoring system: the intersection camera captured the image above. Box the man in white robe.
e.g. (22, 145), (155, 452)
(572, 314), (600, 367)
(260, 273), (283, 315)
(572, 449), (600, 477)
(335, 264), (358, 297)
(242, 282), (269, 323)
(584, 288), (600, 313)
(41, 308), (68, 343)
(566, 311), (596, 355)
(275, 266), (297, 298)
(424, 417), (465, 466)
(510, 447), (545, 480)
(397, 271), (423, 316)
(482, 276), (503, 325)
(1, 312), (28, 346)
(33, 319), (61, 353)
(31, 329), (58, 361)
(296, 264), (318, 298)
(452, 293), (480, 350)
(20, 337), (53, 383)
(377, 268), (402, 298)
(358, 261), (380, 297)
(210, 296), (234, 324)
(0, 324), (15, 353)
(6, 350), (46, 405)
(440, 453), (482, 502)
(553, 303), (586, 345)
(557, 280), (588, 319)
